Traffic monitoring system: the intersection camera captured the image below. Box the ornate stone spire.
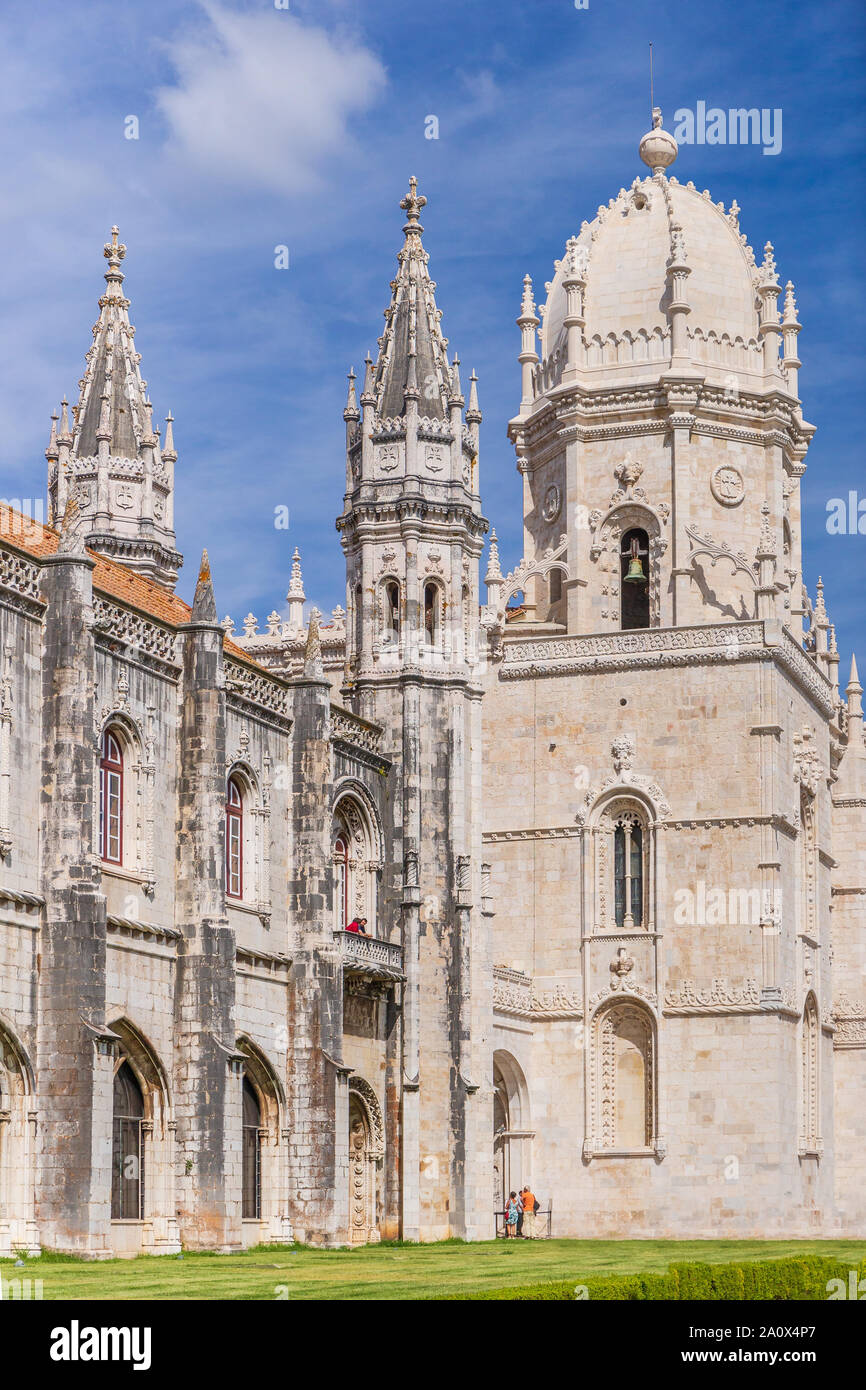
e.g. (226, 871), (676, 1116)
(517, 275), (540, 409)
(485, 528), (502, 583)
(371, 178), (453, 421)
(47, 226), (182, 589)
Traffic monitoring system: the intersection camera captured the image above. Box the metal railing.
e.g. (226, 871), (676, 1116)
(495, 1201), (553, 1239)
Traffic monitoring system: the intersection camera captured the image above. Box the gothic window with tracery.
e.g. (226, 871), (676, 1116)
(112, 1060), (144, 1220)
(99, 728), (124, 865)
(334, 833), (349, 931)
(242, 1076), (262, 1219)
(332, 794), (381, 935)
(613, 811), (645, 929)
(226, 776), (243, 900)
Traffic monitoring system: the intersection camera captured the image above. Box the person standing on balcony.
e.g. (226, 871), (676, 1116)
(346, 917), (370, 937)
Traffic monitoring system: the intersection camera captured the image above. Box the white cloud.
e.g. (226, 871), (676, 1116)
(155, 2), (387, 193)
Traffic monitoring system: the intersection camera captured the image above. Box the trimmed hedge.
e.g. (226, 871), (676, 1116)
(458, 1255), (866, 1301)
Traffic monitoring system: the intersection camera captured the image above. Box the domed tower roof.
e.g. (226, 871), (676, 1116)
(536, 111), (775, 394)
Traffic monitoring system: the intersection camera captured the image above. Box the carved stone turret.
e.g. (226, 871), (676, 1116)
(46, 227), (183, 589)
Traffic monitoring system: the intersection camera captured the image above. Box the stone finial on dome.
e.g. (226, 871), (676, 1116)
(639, 107), (678, 175)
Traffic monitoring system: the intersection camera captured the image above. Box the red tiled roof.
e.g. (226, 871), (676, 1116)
(0, 504), (261, 668)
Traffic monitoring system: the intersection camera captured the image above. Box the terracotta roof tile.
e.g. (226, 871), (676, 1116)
(0, 504), (263, 669)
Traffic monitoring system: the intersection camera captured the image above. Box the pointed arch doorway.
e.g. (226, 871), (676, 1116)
(493, 1052), (533, 1216)
(347, 1078), (384, 1245)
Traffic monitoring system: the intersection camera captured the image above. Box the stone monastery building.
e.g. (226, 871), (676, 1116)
(0, 113), (864, 1254)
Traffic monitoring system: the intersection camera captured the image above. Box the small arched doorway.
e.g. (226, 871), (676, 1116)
(493, 1052), (532, 1217)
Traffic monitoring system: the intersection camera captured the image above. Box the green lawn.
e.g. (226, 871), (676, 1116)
(3, 1238), (865, 1300)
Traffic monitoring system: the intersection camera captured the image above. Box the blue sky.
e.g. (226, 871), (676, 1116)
(1, 0), (864, 672)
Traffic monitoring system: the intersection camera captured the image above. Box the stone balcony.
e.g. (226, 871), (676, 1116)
(333, 930), (404, 982)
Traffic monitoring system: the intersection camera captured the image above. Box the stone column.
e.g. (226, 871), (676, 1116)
(286, 621), (345, 1245)
(174, 553), (240, 1251)
(37, 524), (113, 1254)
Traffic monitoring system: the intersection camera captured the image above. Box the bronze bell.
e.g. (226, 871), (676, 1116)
(623, 541), (647, 584)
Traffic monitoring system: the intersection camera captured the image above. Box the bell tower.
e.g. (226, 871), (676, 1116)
(336, 178), (491, 1240)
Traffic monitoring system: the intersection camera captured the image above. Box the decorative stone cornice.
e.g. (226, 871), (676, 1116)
(663, 977), (797, 1015)
(492, 966), (584, 1020)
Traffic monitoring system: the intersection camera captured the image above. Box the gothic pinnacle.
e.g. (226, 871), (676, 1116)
(304, 607), (324, 679)
(449, 354), (464, 405)
(466, 370), (482, 423)
(361, 352), (375, 404)
(485, 528), (503, 583)
(191, 549), (217, 623)
(343, 368), (360, 421)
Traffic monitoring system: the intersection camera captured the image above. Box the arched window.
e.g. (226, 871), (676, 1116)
(549, 568), (562, 605)
(593, 1003), (655, 1152)
(226, 776), (243, 900)
(354, 582), (363, 661)
(99, 729), (123, 865)
(384, 580), (400, 642)
(423, 582), (441, 646)
(242, 1076), (262, 1220)
(620, 527), (650, 631)
(112, 1060), (144, 1220)
(334, 833), (349, 931)
(614, 814), (644, 928)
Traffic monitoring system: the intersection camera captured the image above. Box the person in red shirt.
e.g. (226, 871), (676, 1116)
(346, 917), (370, 937)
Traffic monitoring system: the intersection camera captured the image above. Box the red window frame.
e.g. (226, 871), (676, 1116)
(226, 777), (243, 899)
(99, 729), (123, 865)
(334, 834), (348, 931)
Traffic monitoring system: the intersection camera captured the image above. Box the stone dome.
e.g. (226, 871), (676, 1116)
(539, 174), (765, 383)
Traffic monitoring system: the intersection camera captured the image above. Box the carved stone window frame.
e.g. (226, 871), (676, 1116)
(589, 792), (655, 934)
(585, 998), (661, 1161)
(589, 501), (669, 630)
(332, 781), (384, 935)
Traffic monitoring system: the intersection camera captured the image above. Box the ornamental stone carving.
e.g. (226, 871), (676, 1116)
(793, 727), (822, 796)
(710, 464), (746, 507)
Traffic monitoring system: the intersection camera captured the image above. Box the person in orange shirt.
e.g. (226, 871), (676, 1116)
(521, 1185), (537, 1239)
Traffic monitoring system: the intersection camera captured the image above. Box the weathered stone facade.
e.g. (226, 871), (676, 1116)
(0, 120), (863, 1254)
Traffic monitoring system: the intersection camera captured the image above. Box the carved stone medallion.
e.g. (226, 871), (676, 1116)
(710, 465), (745, 507)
